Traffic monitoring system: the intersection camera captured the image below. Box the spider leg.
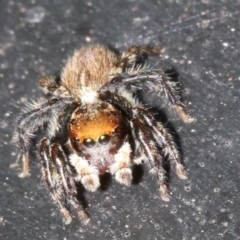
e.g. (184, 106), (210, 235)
(141, 112), (187, 179)
(39, 138), (89, 225)
(132, 108), (187, 179)
(39, 138), (71, 224)
(101, 71), (194, 123)
(131, 117), (170, 201)
(13, 98), (76, 177)
(51, 142), (90, 224)
(38, 76), (70, 98)
(115, 45), (162, 72)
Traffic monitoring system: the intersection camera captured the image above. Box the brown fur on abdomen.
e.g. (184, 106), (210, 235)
(61, 45), (118, 93)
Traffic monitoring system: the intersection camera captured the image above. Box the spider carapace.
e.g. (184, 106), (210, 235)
(69, 102), (128, 175)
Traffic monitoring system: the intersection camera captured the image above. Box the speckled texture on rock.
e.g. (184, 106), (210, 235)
(1, 0), (240, 239)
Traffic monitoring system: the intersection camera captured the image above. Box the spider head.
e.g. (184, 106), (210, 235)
(69, 102), (127, 158)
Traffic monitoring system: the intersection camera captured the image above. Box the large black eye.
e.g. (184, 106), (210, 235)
(98, 134), (111, 145)
(83, 138), (96, 148)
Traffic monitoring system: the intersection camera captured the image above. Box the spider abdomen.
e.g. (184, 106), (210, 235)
(61, 45), (118, 95)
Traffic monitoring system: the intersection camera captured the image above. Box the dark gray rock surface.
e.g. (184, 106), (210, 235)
(1, 0), (240, 239)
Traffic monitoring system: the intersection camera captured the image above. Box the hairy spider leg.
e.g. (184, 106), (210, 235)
(101, 71), (194, 123)
(115, 45), (162, 72)
(13, 98), (76, 177)
(40, 138), (89, 224)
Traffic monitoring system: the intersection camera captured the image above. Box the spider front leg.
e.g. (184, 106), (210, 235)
(39, 138), (89, 225)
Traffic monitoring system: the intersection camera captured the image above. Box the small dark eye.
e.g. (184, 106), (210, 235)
(112, 128), (119, 135)
(83, 138), (96, 148)
(98, 134), (111, 145)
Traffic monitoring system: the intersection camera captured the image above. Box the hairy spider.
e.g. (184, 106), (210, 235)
(12, 44), (194, 224)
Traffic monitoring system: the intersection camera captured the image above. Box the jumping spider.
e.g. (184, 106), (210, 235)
(13, 44), (194, 224)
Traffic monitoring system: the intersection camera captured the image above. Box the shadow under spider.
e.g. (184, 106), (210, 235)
(75, 182), (88, 209)
(99, 172), (112, 191)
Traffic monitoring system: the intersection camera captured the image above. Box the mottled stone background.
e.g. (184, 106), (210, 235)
(0, 1), (240, 239)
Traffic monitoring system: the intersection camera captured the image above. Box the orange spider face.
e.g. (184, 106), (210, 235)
(69, 102), (127, 156)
